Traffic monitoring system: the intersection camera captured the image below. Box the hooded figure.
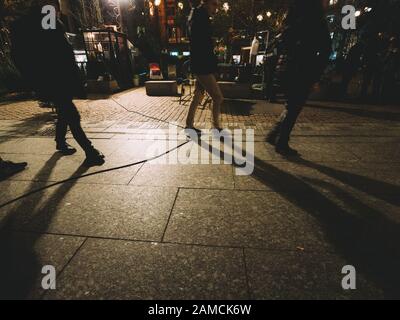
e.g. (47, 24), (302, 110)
(267, 0), (332, 156)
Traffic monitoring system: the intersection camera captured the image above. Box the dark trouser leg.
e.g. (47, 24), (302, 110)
(275, 103), (303, 147)
(372, 72), (384, 100)
(341, 72), (353, 95)
(267, 113), (284, 140)
(55, 107), (69, 146)
(55, 99), (93, 153)
(361, 70), (373, 97)
(275, 82), (311, 147)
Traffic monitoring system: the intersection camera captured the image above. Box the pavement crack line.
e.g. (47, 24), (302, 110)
(39, 237), (89, 299)
(110, 98), (186, 129)
(0, 141), (190, 209)
(0, 102), (192, 209)
(161, 187), (181, 243)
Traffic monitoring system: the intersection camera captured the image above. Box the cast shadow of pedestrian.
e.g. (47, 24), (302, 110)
(290, 157), (400, 206)
(0, 153), (88, 299)
(187, 135), (400, 297)
(0, 113), (54, 146)
(192, 130), (400, 298)
(250, 156), (400, 299)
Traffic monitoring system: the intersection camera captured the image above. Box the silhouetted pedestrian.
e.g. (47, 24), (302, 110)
(341, 42), (363, 97)
(381, 37), (400, 103)
(10, 0), (104, 167)
(360, 33), (387, 101)
(186, 0), (223, 132)
(266, 0), (332, 156)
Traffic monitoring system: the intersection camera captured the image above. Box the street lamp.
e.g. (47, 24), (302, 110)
(223, 2), (230, 13)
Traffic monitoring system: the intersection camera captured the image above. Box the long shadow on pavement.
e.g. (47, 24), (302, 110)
(0, 112), (54, 145)
(0, 153), (88, 299)
(291, 158), (400, 206)
(250, 156), (400, 299)
(195, 136), (400, 298)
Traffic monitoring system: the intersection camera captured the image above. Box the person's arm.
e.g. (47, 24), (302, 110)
(280, 7), (304, 54)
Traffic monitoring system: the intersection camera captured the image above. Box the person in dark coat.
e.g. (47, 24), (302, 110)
(360, 33), (387, 101)
(186, 0), (223, 131)
(381, 37), (400, 103)
(10, 0), (105, 166)
(266, 0), (332, 156)
(341, 42), (364, 97)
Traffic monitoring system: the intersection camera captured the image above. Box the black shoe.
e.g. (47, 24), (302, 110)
(83, 149), (105, 167)
(266, 133), (278, 146)
(275, 144), (299, 157)
(56, 142), (77, 156)
(0, 160), (28, 180)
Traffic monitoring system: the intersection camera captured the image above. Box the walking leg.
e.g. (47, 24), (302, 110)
(196, 74), (224, 128)
(186, 79), (205, 128)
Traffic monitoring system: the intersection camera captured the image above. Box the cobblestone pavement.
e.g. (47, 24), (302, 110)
(0, 88), (399, 300)
(1, 87), (399, 130)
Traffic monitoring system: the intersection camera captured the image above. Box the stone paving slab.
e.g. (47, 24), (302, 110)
(0, 232), (85, 300)
(346, 143), (400, 162)
(245, 249), (385, 300)
(109, 139), (188, 161)
(0, 90), (399, 300)
(153, 139), (361, 165)
(0, 182), (178, 242)
(234, 159), (380, 193)
(282, 143), (360, 162)
(164, 189), (333, 252)
(131, 164), (235, 189)
(0, 137), (124, 156)
(234, 161), (351, 192)
(0, 152), (143, 185)
(291, 136), (400, 144)
(290, 160), (400, 197)
(44, 239), (248, 300)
